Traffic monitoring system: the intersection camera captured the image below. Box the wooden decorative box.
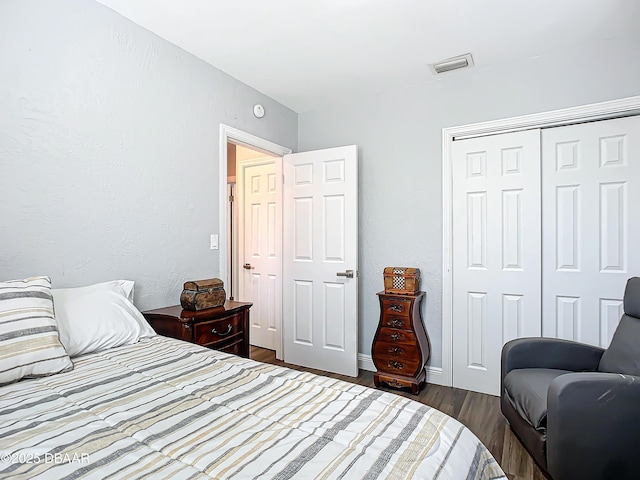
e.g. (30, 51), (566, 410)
(180, 278), (226, 311)
(383, 267), (421, 295)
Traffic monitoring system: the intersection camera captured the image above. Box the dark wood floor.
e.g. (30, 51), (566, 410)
(250, 346), (546, 480)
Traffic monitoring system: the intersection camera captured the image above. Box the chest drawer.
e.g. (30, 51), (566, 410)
(377, 327), (416, 345)
(374, 341), (422, 376)
(373, 341), (420, 359)
(194, 314), (244, 348)
(380, 298), (412, 317)
(374, 353), (422, 376)
(381, 315), (410, 330)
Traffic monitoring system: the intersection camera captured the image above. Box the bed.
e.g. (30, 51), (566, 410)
(0, 276), (507, 479)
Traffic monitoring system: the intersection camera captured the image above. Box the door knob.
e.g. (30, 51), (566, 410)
(243, 263), (252, 270)
(336, 270), (355, 278)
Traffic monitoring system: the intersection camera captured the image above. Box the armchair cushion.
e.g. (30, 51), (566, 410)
(503, 368), (572, 430)
(598, 315), (640, 375)
(623, 277), (640, 318)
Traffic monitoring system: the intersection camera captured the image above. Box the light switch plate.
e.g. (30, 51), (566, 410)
(210, 234), (219, 250)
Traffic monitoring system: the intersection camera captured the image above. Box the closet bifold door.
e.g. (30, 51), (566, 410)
(541, 115), (640, 348)
(451, 129), (542, 396)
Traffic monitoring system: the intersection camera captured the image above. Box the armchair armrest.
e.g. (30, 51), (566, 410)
(501, 337), (604, 377)
(547, 372), (640, 480)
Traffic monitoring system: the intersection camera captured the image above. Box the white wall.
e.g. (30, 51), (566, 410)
(0, 0), (297, 310)
(298, 34), (640, 369)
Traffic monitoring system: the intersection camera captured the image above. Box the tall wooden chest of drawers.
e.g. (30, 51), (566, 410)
(372, 291), (430, 394)
(143, 302), (252, 358)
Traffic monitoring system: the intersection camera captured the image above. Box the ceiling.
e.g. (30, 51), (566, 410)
(96, 0), (638, 113)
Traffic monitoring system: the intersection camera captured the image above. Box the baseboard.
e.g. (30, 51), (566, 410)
(358, 354), (445, 386)
(358, 353), (376, 372)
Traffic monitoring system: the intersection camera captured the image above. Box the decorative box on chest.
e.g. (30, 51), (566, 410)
(383, 267), (421, 295)
(372, 291), (430, 394)
(180, 278), (226, 311)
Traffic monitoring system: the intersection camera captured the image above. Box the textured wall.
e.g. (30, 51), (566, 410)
(298, 34), (640, 369)
(0, 0), (297, 310)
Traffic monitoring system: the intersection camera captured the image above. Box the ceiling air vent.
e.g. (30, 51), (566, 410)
(430, 53), (474, 75)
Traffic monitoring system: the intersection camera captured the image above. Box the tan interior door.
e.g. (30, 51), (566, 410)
(237, 157), (282, 352)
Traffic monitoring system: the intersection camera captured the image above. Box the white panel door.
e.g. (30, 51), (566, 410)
(542, 116), (640, 347)
(452, 130), (541, 395)
(237, 158), (282, 352)
(283, 145), (358, 377)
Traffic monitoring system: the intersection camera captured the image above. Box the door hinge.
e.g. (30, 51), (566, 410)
(229, 194), (234, 202)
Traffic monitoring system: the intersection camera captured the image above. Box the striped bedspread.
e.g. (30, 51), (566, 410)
(0, 336), (506, 479)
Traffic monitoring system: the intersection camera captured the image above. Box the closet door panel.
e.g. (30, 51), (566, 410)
(542, 116), (640, 347)
(452, 129), (541, 395)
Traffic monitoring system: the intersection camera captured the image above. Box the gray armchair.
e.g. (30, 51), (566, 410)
(501, 277), (640, 480)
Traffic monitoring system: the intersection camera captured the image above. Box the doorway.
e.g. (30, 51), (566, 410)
(228, 144), (281, 352)
(219, 125), (291, 360)
(219, 125), (360, 376)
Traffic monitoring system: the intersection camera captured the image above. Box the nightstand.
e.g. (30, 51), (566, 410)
(143, 301), (252, 357)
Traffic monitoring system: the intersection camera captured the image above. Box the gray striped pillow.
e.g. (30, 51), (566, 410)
(0, 276), (73, 385)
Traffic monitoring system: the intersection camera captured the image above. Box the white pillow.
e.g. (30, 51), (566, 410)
(52, 280), (156, 357)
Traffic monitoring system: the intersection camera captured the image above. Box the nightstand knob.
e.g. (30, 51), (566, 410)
(212, 324), (233, 336)
(389, 332), (401, 341)
(388, 304), (403, 313)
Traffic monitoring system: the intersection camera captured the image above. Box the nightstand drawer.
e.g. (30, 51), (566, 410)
(194, 314), (244, 346)
(218, 338), (246, 356)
